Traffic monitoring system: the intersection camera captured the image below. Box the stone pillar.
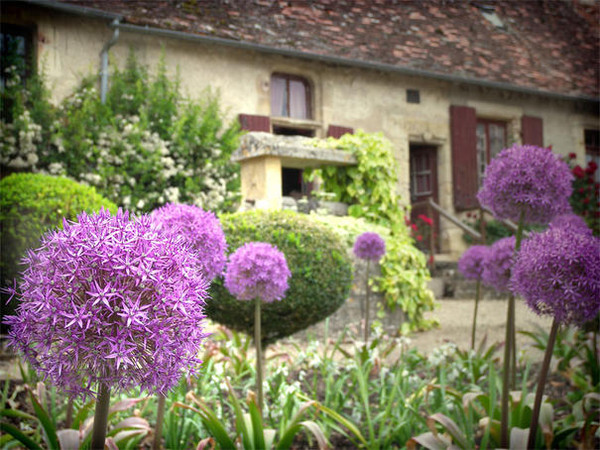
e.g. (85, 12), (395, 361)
(240, 155), (282, 210)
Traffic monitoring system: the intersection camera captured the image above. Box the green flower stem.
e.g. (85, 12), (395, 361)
(65, 398), (74, 428)
(364, 259), (371, 343)
(500, 210), (525, 447)
(527, 317), (560, 449)
(152, 394), (166, 450)
(471, 280), (481, 350)
(90, 383), (111, 450)
(255, 297), (264, 413)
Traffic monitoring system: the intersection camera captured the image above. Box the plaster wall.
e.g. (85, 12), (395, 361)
(6, 6), (598, 256)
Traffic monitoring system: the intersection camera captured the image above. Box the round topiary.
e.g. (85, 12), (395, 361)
(206, 210), (353, 344)
(1, 173), (117, 330)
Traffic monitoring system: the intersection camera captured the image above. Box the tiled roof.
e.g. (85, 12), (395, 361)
(57, 0), (599, 98)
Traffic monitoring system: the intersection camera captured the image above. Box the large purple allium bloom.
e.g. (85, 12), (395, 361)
(511, 227), (600, 325)
(477, 145), (573, 225)
(4, 208), (209, 397)
(224, 242), (291, 303)
(458, 245), (489, 281)
(150, 203), (227, 281)
(549, 213), (592, 236)
(482, 236), (516, 293)
(353, 232), (386, 262)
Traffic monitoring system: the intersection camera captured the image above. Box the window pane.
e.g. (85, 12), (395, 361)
(476, 123), (487, 183)
(270, 76), (287, 117)
(489, 123), (506, 159)
(289, 79), (307, 119)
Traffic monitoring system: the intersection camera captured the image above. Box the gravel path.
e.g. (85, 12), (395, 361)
(404, 298), (553, 359)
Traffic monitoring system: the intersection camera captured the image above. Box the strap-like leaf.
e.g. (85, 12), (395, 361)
(0, 422), (44, 450)
(428, 412), (470, 449)
(28, 388), (60, 450)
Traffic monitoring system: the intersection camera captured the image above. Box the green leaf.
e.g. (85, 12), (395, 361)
(0, 422), (44, 450)
(28, 388), (60, 450)
(247, 397), (266, 450)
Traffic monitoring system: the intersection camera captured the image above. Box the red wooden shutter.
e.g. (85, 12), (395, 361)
(521, 116), (543, 147)
(327, 125), (354, 138)
(450, 105), (478, 211)
(238, 114), (271, 132)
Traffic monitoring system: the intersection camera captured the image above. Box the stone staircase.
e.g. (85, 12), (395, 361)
(428, 254), (508, 300)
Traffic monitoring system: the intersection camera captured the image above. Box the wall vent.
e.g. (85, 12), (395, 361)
(407, 89), (420, 104)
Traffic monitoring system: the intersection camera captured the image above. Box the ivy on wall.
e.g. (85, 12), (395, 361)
(308, 131), (437, 333)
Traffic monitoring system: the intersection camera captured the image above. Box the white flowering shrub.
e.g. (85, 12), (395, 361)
(0, 52), (242, 213)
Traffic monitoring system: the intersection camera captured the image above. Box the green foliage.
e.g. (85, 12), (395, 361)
(309, 130), (406, 228)
(310, 214), (437, 334)
(206, 210), (353, 344)
(1, 49), (242, 213)
(0, 173), (117, 328)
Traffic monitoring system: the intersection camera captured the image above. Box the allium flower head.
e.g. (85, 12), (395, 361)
(511, 227), (600, 325)
(477, 145), (573, 225)
(4, 208), (209, 397)
(549, 213), (592, 236)
(482, 236), (516, 293)
(150, 203), (227, 281)
(353, 232), (386, 262)
(458, 245), (489, 281)
(224, 242), (291, 303)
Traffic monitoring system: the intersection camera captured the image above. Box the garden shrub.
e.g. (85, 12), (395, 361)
(311, 215), (437, 334)
(0, 50), (242, 213)
(0, 173), (117, 327)
(206, 210), (353, 344)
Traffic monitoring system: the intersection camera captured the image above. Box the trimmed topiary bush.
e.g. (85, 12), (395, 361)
(206, 210), (353, 344)
(1, 173), (117, 330)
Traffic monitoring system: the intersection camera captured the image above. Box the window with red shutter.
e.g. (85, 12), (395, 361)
(238, 114), (271, 132)
(521, 116), (544, 147)
(270, 73), (312, 120)
(450, 105), (479, 210)
(476, 119), (507, 185)
(327, 125), (354, 139)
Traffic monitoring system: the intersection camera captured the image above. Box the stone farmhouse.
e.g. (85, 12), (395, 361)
(2, 0), (598, 256)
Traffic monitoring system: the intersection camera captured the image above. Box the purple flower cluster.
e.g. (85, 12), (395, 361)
(458, 245), (489, 281)
(4, 208), (209, 397)
(224, 242), (291, 303)
(477, 145), (573, 225)
(353, 232), (386, 262)
(549, 213), (592, 236)
(511, 227), (600, 325)
(482, 236), (516, 293)
(150, 203), (227, 281)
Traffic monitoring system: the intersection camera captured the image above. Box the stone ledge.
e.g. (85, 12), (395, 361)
(232, 132), (357, 169)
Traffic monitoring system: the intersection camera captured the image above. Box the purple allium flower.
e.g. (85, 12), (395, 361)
(150, 203), (227, 281)
(477, 145), (573, 225)
(353, 232), (386, 262)
(511, 227), (600, 325)
(482, 236), (516, 293)
(549, 213), (592, 236)
(224, 242), (291, 303)
(458, 245), (489, 281)
(3, 208), (209, 398)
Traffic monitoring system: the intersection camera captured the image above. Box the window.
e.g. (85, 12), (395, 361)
(585, 129), (600, 183)
(270, 73), (312, 120)
(1, 24), (33, 91)
(476, 120), (506, 184)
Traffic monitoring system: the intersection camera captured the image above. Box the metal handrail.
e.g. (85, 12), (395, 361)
(415, 198), (482, 241)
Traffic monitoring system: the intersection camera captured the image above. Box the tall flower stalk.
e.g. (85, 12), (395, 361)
(4, 208), (209, 448)
(457, 245), (489, 349)
(353, 232), (386, 343)
(511, 226), (599, 447)
(477, 144), (573, 446)
(224, 242), (290, 412)
(150, 203), (227, 449)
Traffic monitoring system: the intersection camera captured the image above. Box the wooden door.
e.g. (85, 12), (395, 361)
(409, 145), (439, 253)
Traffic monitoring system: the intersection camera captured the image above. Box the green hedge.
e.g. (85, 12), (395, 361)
(206, 210), (353, 344)
(1, 173), (117, 328)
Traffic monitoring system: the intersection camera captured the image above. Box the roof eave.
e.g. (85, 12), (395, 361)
(21, 0), (600, 104)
